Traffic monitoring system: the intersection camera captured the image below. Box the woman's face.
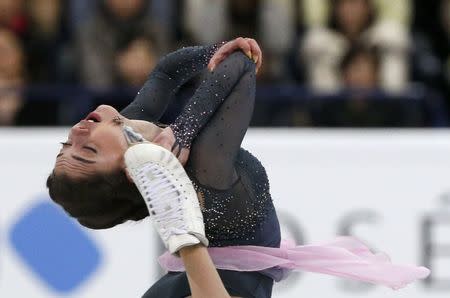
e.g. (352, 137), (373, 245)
(0, 29), (24, 79)
(54, 105), (129, 179)
(105, 0), (144, 20)
(336, 0), (371, 37)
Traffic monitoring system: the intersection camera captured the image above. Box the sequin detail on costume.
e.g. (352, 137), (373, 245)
(119, 47), (274, 248)
(170, 51), (255, 149)
(188, 149), (274, 247)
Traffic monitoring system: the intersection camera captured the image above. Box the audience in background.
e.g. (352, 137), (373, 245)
(88, 32), (161, 113)
(314, 44), (426, 126)
(340, 45), (379, 90)
(182, 0), (299, 82)
(115, 33), (158, 87)
(75, 0), (164, 89)
(0, 0), (26, 37)
(301, 0), (412, 26)
(437, 0), (450, 66)
(23, 0), (73, 83)
(0, 29), (24, 125)
(0, 0), (447, 126)
(412, 0), (450, 106)
(441, 0), (450, 98)
(316, 45), (385, 126)
(301, 0), (410, 93)
(0, 81), (22, 125)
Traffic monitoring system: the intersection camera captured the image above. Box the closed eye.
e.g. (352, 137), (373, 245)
(59, 142), (97, 154)
(57, 142), (71, 158)
(83, 146), (97, 154)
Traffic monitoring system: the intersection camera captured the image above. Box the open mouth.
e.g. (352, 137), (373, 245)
(85, 112), (101, 123)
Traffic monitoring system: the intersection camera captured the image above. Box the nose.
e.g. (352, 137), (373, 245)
(71, 123), (89, 137)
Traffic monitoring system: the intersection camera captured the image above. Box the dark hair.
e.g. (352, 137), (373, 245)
(47, 170), (148, 229)
(328, 0), (376, 34)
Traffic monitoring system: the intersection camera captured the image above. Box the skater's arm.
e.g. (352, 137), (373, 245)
(180, 245), (239, 298)
(121, 38), (261, 123)
(120, 45), (218, 122)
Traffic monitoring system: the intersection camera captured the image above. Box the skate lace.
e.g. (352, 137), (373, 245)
(137, 163), (187, 241)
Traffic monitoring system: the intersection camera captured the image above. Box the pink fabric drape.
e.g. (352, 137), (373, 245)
(159, 237), (430, 290)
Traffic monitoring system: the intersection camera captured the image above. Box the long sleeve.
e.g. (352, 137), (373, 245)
(120, 45), (218, 121)
(170, 52), (255, 149)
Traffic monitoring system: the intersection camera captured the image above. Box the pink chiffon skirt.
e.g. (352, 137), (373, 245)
(158, 237), (430, 290)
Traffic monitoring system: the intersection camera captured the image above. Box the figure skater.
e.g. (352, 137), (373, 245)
(47, 38), (429, 298)
(48, 38), (280, 297)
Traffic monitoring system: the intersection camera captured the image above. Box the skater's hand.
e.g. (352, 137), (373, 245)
(153, 127), (190, 166)
(208, 37), (263, 73)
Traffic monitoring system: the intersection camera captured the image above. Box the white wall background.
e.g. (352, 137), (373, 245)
(0, 128), (449, 297)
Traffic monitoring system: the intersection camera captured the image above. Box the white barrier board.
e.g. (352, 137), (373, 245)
(0, 128), (449, 297)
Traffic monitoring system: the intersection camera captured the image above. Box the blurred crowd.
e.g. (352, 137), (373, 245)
(0, 0), (448, 127)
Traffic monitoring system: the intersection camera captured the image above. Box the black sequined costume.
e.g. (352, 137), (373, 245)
(121, 45), (280, 298)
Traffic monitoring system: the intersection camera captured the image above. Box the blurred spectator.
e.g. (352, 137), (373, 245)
(23, 0), (73, 83)
(0, 27), (61, 126)
(68, 0), (96, 29)
(329, 45), (384, 126)
(76, 0), (165, 89)
(340, 44), (379, 89)
(302, 0), (411, 26)
(115, 34), (158, 87)
(301, 0), (410, 93)
(412, 0), (450, 107)
(182, 0), (298, 81)
(0, 0), (27, 36)
(312, 44), (426, 127)
(441, 0), (450, 80)
(0, 80), (22, 125)
(0, 29), (24, 125)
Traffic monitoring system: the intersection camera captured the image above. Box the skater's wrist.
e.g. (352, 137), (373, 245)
(179, 243), (207, 258)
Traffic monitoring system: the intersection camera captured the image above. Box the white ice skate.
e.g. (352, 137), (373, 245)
(124, 142), (208, 254)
